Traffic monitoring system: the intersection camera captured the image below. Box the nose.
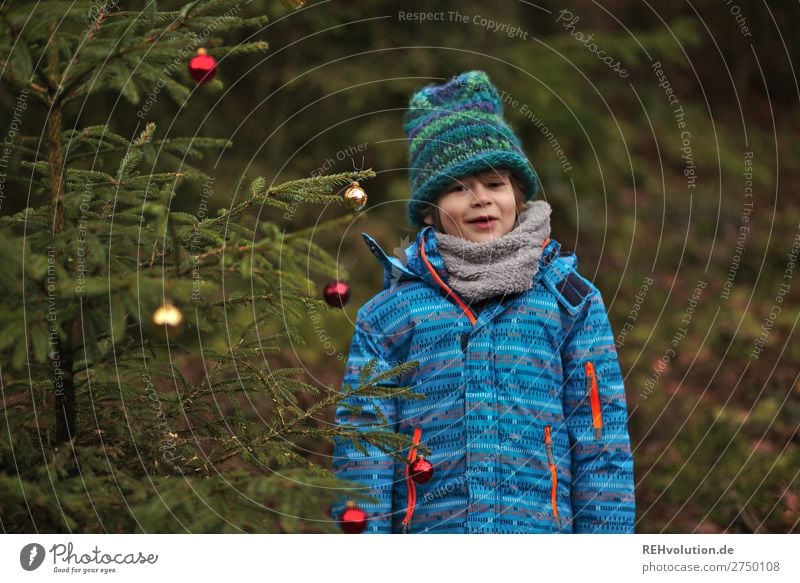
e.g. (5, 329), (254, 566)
(469, 184), (492, 207)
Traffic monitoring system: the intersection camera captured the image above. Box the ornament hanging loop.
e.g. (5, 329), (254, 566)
(351, 154), (366, 174)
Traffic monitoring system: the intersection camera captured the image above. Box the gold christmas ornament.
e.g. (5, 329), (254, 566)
(343, 181), (367, 212)
(153, 301), (183, 329)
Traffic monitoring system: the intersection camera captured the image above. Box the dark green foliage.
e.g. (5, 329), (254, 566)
(0, 0), (420, 533)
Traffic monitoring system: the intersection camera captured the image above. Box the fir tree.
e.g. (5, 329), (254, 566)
(0, 0), (418, 533)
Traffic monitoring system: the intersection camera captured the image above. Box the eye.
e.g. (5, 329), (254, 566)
(447, 184), (467, 192)
(487, 181), (506, 188)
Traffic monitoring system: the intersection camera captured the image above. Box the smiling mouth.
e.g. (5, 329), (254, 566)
(466, 216), (497, 229)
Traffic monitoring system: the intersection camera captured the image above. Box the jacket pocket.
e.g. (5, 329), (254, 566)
(401, 426), (423, 534)
(585, 361), (604, 440)
(544, 425), (561, 529)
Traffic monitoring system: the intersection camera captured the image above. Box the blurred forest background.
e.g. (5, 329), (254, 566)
(1, 0), (798, 533)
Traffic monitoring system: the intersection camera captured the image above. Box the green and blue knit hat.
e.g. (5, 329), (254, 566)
(403, 70), (540, 227)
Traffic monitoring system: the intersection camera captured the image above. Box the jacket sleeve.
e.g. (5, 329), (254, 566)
(561, 287), (636, 533)
(330, 314), (398, 534)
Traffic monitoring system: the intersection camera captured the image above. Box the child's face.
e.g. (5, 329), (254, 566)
(424, 170), (518, 242)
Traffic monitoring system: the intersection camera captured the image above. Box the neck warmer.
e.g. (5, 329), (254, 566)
(435, 200), (552, 302)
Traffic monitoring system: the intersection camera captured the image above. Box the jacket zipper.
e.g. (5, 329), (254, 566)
(585, 361), (603, 440)
(544, 425), (561, 528)
(415, 235), (557, 532)
(419, 242), (477, 325)
(401, 426), (423, 534)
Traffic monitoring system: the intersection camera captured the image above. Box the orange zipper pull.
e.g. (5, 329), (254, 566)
(544, 426), (561, 528)
(401, 427), (423, 533)
(585, 361), (603, 440)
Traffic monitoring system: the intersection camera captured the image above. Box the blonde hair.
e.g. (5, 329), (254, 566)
(426, 170), (527, 232)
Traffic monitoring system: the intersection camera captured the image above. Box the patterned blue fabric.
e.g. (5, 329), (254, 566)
(331, 227), (635, 533)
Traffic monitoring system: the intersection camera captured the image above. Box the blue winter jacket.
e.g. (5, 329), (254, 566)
(331, 227), (635, 534)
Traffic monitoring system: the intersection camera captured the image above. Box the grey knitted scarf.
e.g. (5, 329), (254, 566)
(435, 200), (552, 302)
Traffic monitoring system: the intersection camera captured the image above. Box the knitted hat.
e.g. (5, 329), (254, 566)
(403, 70), (540, 227)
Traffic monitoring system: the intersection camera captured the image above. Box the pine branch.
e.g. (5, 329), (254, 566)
(60, 9), (196, 102)
(209, 362), (423, 466)
(270, 169), (377, 200)
(0, 57), (50, 98)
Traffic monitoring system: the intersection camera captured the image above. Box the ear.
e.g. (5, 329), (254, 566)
(422, 213), (434, 226)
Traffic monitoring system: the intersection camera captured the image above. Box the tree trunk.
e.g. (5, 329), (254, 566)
(46, 19), (75, 444)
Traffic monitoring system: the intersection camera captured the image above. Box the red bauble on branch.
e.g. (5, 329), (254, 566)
(188, 48), (217, 84)
(323, 280), (350, 308)
(339, 500), (367, 534)
(409, 455), (434, 484)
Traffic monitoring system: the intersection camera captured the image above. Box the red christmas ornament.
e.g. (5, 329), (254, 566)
(339, 500), (367, 534)
(188, 48), (217, 84)
(323, 280), (350, 308)
(409, 454), (434, 484)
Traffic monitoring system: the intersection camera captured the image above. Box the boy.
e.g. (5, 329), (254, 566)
(331, 70), (635, 534)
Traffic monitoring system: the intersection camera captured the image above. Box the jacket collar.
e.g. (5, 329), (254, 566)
(362, 227), (561, 290)
(362, 228), (563, 328)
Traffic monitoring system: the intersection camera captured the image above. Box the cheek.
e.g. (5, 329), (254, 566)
(437, 197), (464, 220)
(499, 191), (518, 218)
